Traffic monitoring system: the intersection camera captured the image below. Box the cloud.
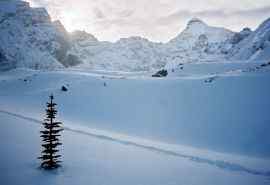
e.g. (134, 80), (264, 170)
(232, 6), (270, 17)
(26, 0), (270, 42)
(117, 10), (134, 18)
(93, 7), (106, 19)
(157, 6), (270, 25)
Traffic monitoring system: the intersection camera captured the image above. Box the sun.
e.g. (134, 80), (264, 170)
(59, 11), (81, 32)
(26, 0), (85, 32)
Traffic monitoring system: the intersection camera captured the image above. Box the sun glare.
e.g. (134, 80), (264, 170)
(60, 11), (82, 32)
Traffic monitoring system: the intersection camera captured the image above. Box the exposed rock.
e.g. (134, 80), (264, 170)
(61, 85), (68, 92)
(152, 69), (168, 77)
(231, 27), (252, 44)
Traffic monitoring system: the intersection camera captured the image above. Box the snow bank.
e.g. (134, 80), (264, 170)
(1, 111), (269, 185)
(0, 66), (270, 159)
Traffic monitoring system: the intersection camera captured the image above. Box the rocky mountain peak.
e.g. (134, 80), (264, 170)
(187, 18), (207, 27)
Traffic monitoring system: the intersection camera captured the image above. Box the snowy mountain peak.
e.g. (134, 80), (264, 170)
(258, 17), (270, 30)
(187, 18), (207, 27)
(71, 30), (98, 42)
(242, 27), (252, 32)
(169, 17), (234, 51)
(0, 0), (83, 70)
(230, 27), (252, 45)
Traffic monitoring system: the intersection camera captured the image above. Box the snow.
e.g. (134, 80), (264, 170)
(70, 16), (270, 72)
(1, 64), (270, 158)
(1, 112), (269, 185)
(1, 1), (270, 184)
(1, 62), (270, 184)
(0, 1), (19, 14)
(170, 18), (234, 47)
(70, 18), (236, 71)
(1, 1), (269, 72)
(231, 18), (270, 62)
(0, 0), (75, 70)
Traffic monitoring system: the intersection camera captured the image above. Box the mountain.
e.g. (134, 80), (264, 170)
(0, 0), (81, 71)
(70, 18), (236, 71)
(163, 18), (235, 68)
(169, 18), (234, 49)
(230, 18), (270, 61)
(69, 36), (165, 71)
(70, 17), (269, 72)
(0, 1), (269, 72)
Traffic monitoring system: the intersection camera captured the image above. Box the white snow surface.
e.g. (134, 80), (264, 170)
(230, 18), (270, 62)
(1, 112), (269, 185)
(1, 2), (270, 185)
(1, 62), (270, 185)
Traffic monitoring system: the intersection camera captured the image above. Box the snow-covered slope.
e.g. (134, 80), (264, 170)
(164, 18), (235, 69)
(168, 18), (234, 53)
(1, 64), (270, 184)
(0, 0), (81, 70)
(70, 17), (269, 72)
(70, 36), (166, 71)
(1, 111), (269, 185)
(70, 18), (237, 71)
(1, 62), (270, 158)
(230, 18), (270, 62)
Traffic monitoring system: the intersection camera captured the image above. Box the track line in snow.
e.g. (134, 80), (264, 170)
(0, 109), (270, 177)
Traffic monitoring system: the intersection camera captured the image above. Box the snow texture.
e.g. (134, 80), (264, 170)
(1, 64), (270, 185)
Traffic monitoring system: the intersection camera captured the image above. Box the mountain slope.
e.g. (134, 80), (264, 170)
(0, 0), (81, 70)
(163, 18), (235, 69)
(70, 18), (237, 71)
(230, 18), (270, 61)
(70, 17), (269, 72)
(169, 18), (234, 49)
(1, 110), (269, 185)
(70, 36), (166, 71)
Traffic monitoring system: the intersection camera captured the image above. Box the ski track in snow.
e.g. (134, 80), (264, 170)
(1, 109), (270, 177)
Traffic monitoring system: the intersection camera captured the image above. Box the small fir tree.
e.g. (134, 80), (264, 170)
(39, 94), (63, 169)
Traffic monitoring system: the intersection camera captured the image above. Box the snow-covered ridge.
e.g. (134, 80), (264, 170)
(70, 16), (270, 71)
(230, 18), (270, 61)
(1, 109), (269, 177)
(170, 18), (234, 45)
(0, 0), (81, 71)
(0, 1), (270, 72)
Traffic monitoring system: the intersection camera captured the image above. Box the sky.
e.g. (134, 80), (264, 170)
(26, 0), (270, 42)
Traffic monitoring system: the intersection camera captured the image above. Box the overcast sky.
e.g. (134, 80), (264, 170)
(27, 0), (270, 42)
